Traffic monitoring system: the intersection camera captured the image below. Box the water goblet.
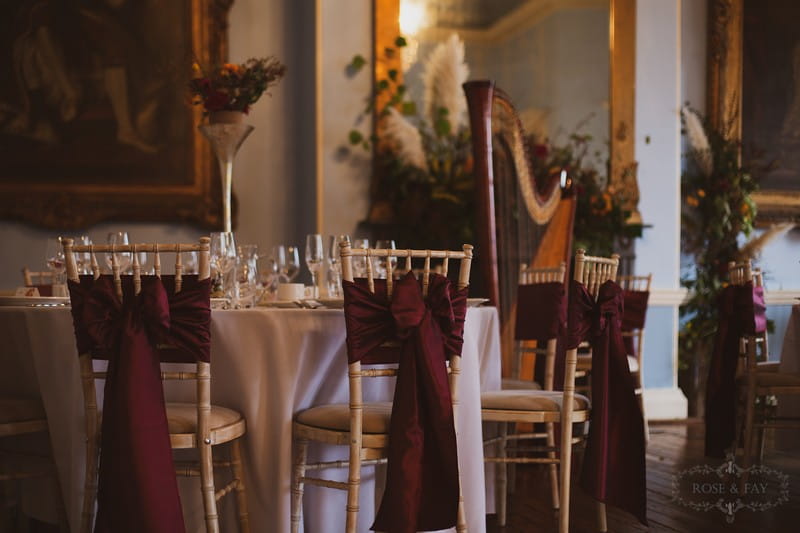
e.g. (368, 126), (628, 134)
(73, 235), (92, 275)
(105, 232), (131, 274)
(286, 246), (300, 281)
(45, 237), (66, 284)
(352, 238), (369, 278)
(210, 232), (237, 298)
(305, 234), (324, 298)
(375, 239), (397, 279)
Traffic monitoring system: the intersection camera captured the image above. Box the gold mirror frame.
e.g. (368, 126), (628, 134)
(708, 0), (800, 222)
(373, 0), (640, 222)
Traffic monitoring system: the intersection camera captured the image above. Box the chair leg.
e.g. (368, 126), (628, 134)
(742, 387), (758, 471)
(456, 482), (467, 533)
(558, 419), (573, 533)
(546, 422), (560, 511)
(636, 374), (650, 442)
(82, 432), (99, 533)
(200, 439), (220, 533)
(230, 439), (250, 533)
(596, 502), (608, 532)
(497, 422), (508, 526)
(290, 439), (308, 533)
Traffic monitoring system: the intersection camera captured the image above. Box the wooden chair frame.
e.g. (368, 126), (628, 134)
(617, 273), (652, 438)
(62, 237), (250, 533)
(482, 249), (614, 532)
(21, 267), (55, 287)
(290, 243), (473, 533)
(731, 261), (800, 468)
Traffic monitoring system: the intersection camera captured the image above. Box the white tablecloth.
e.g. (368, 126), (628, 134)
(0, 305), (501, 532)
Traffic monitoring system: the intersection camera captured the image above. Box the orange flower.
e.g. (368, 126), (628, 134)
(686, 195), (699, 207)
(740, 202), (750, 215)
(697, 189), (706, 198)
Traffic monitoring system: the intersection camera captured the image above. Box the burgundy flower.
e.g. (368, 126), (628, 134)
(533, 144), (549, 159)
(204, 90), (230, 112)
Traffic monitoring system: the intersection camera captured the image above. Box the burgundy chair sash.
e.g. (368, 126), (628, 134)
(704, 283), (767, 457)
(514, 282), (567, 342)
(621, 290), (649, 356)
(67, 275), (211, 533)
(567, 280), (648, 526)
(342, 272), (467, 533)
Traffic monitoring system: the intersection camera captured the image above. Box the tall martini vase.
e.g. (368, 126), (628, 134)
(199, 111), (255, 232)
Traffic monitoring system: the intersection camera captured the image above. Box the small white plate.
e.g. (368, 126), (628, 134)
(467, 298), (490, 307)
(0, 296), (70, 307)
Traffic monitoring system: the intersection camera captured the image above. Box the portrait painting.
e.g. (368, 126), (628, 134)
(0, 0), (231, 230)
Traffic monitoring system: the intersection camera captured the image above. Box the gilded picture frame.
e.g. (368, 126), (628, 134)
(708, 0), (800, 222)
(0, 0), (233, 230)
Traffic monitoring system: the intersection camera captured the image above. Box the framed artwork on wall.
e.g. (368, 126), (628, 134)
(0, 0), (233, 230)
(709, 0), (800, 222)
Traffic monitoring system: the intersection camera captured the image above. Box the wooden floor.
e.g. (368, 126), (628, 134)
(487, 420), (800, 532)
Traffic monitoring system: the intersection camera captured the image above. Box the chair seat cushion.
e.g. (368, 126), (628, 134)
(294, 402), (393, 434)
(501, 378), (542, 391)
(165, 402), (243, 434)
(481, 390), (590, 412)
(0, 397), (46, 424)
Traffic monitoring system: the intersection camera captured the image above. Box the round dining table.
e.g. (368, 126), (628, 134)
(0, 302), (501, 532)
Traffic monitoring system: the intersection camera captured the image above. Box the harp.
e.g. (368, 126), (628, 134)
(464, 80), (576, 378)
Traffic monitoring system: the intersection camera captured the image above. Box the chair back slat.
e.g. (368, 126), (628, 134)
(574, 249), (619, 299)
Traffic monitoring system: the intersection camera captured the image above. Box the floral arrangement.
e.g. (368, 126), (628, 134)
(527, 132), (643, 256)
(677, 105), (788, 406)
(189, 56), (286, 115)
(348, 35), (474, 249)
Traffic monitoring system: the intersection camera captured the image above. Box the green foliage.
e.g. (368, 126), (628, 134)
(678, 107), (764, 371)
(346, 37), (473, 250)
(527, 133), (644, 257)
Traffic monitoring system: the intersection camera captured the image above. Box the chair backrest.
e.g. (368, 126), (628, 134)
(573, 249), (620, 299)
(62, 237), (211, 531)
(728, 260), (754, 286)
(617, 273), (652, 365)
(22, 267), (54, 286)
(727, 261), (769, 370)
(514, 263), (566, 390)
(338, 240), (473, 428)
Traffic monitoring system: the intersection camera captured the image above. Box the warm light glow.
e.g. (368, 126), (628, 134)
(399, 0), (426, 36)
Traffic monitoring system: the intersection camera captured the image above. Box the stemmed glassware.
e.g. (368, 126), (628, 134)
(236, 244), (260, 307)
(73, 235), (92, 275)
(327, 235), (348, 298)
(305, 234), (324, 298)
(273, 245), (299, 283)
(45, 237), (66, 285)
(210, 232), (237, 298)
(286, 246), (300, 281)
(105, 232), (131, 274)
(352, 238), (369, 278)
(375, 239), (397, 279)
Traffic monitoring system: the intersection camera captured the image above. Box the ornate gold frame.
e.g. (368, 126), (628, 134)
(708, 0), (800, 222)
(373, 0), (640, 222)
(0, 0), (233, 230)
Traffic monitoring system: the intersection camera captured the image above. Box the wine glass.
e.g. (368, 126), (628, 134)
(375, 239), (397, 279)
(105, 232), (131, 274)
(327, 235), (348, 298)
(305, 234), (324, 298)
(44, 237), (65, 284)
(73, 235), (92, 275)
(210, 232), (237, 298)
(352, 238), (369, 278)
(235, 245), (259, 307)
(286, 246), (300, 281)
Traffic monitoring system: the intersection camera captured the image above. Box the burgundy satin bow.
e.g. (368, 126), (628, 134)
(567, 280), (648, 526)
(514, 282), (567, 342)
(342, 272), (467, 533)
(67, 275), (210, 533)
(705, 283), (767, 457)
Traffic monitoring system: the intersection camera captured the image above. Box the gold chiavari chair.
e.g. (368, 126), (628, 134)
(290, 243), (473, 533)
(481, 250), (614, 532)
(62, 237), (250, 533)
(21, 267), (55, 287)
(731, 261), (800, 467)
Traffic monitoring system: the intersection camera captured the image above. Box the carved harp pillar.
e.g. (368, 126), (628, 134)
(464, 80), (576, 377)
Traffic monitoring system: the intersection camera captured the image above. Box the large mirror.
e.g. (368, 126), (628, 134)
(374, 0), (638, 219)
